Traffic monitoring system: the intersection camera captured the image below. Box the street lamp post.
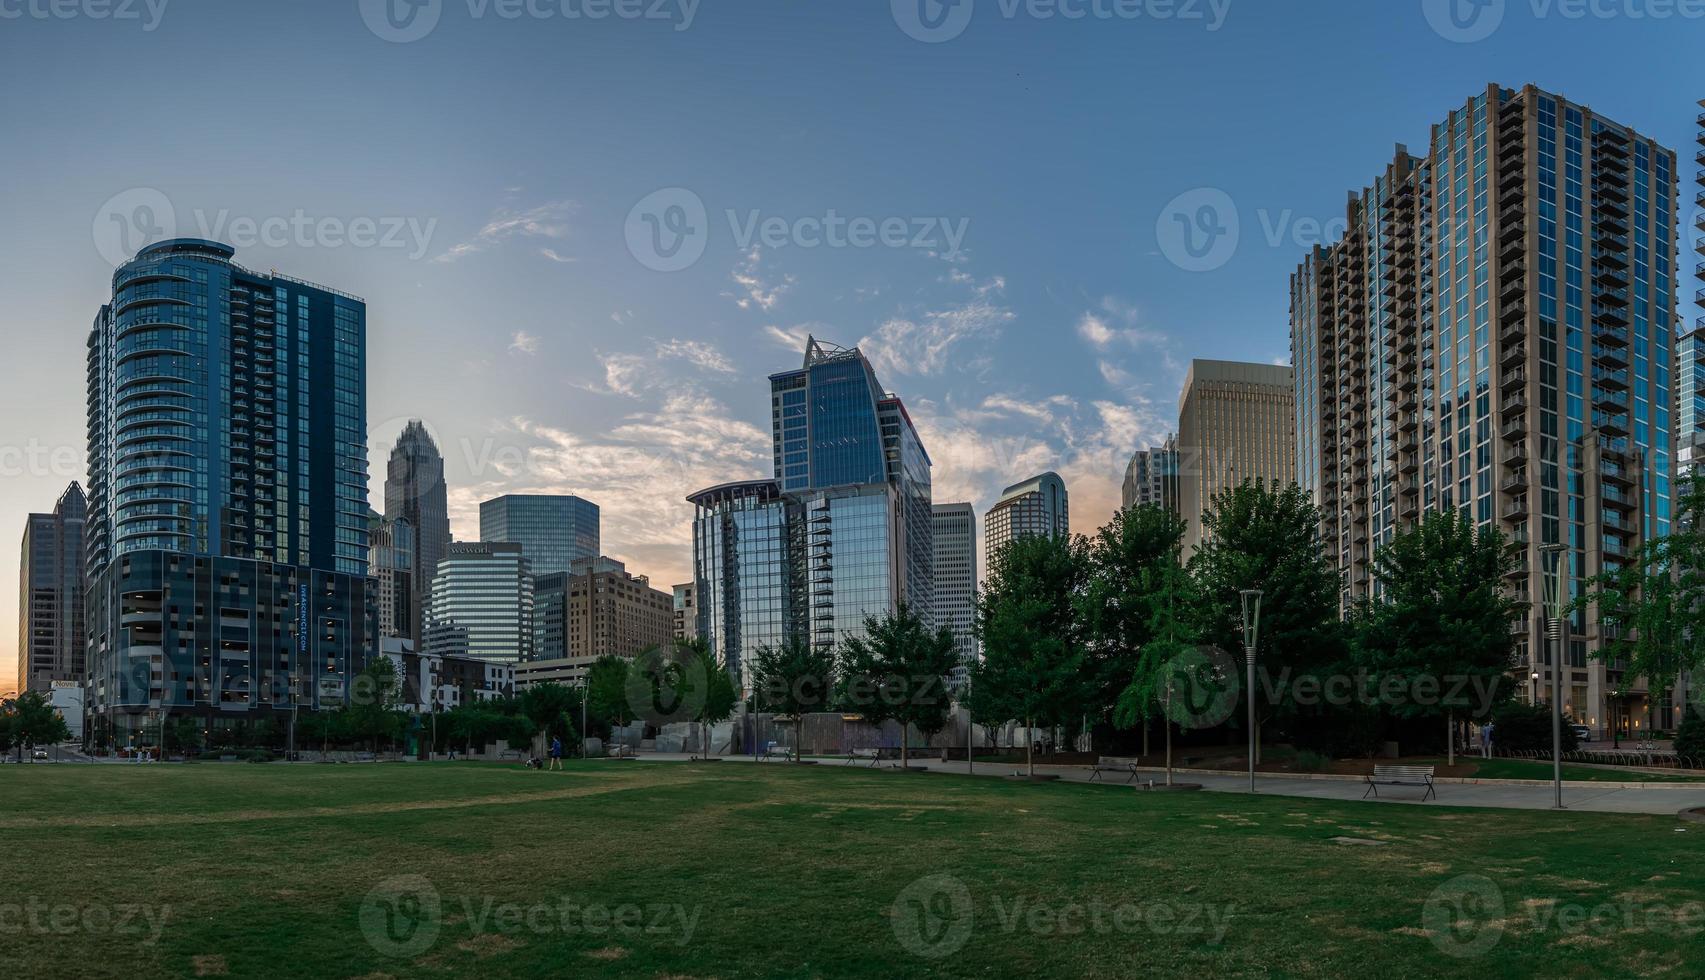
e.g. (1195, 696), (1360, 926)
(1240, 588), (1263, 794)
(1542, 542), (1567, 810)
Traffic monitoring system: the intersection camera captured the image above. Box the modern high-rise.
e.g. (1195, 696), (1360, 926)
(672, 583), (699, 643)
(368, 511), (415, 642)
(1121, 438), (1179, 513)
(931, 502), (978, 667)
(84, 239), (375, 745)
(770, 337), (934, 636)
(1680, 328), (1705, 479)
(1290, 84), (1677, 734)
(479, 494), (600, 576)
(688, 479), (797, 689)
(984, 472), (1069, 562)
(1176, 359), (1296, 555)
(428, 542), (534, 663)
(17, 483), (87, 695)
(385, 420), (451, 646)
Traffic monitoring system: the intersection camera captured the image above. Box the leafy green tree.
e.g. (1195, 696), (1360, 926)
(165, 716), (202, 755)
(1352, 509), (1523, 755)
(1189, 480), (1343, 763)
(1111, 552), (1209, 782)
(1676, 707), (1705, 764)
(8, 691), (70, 760)
(346, 657), (405, 752)
(1490, 700), (1578, 753)
(521, 681), (582, 752)
(1085, 503), (1191, 752)
(0, 702), (14, 758)
(750, 635), (836, 761)
(972, 532), (1092, 777)
(674, 638), (736, 757)
(586, 655), (635, 737)
(838, 603), (961, 770)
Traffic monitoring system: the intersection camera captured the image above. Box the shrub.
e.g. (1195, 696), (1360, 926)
(1675, 707), (1705, 763)
(1490, 701), (1578, 753)
(1293, 750), (1331, 772)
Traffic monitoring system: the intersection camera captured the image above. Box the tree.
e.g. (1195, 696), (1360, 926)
(585, 655), (635, 737)
(8, 691), (70, 760)
(972, 532), (1092, 777)
(1676, 706), (1705, 764)
(1085, 503), (1191, 754)
(346, 657), (405, 753)
(1490, 700), (1578, 753)
(1352, 509), (1523, 759)
(750, 635), (836, 762)
(1111, 552), (1211, 784)
(521, 682), (582, 753)
(674, 638), (736, 758)
(838, 604), (961, 770)
(1189, 480), (1343, 763)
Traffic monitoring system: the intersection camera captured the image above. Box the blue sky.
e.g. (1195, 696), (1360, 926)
(1, 0), (1702, 686)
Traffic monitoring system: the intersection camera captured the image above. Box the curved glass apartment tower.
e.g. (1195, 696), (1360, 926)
(85, 239), (374, 748)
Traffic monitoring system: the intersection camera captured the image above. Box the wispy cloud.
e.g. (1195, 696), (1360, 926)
(728, 246), (793, 311)
(539, 247), (576, 264)
(509, 330), (540, 356)
(860, 297), (1013, 378)
(580, 338), (740, 397)
(435, 200), (576, 263)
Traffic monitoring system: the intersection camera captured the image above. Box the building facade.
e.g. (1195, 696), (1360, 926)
(564, 557), (674, 661)
(688, 479), (797, 690)
(672, 583), (699, 643)
(479, 493), (600, 576)
(1176, 359), (1297, 555)
(1121, 438), (1180, 514)
(384, 420), (451, 646)
(931, 502), (978, 667)
(84, 239), (375, 746)
(17, 483), (87, 696)
(427, 542), (534, 663)
(368, 511), (414, 641)
(1290, 84), (1678, 735)
(984, 472), (1069, 562)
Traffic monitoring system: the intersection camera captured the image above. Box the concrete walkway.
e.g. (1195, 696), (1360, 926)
(638, 752), (1705, 816)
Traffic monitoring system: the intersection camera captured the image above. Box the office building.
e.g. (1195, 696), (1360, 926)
(479, 493), (600, 576)
(931, 502), (978, 667)
(1176, 360), (1296, 555)
(1122, 438), (1179, 514)
(532, 571), (570, 661)
(1680, 328), (1705, 479)
(984, 472), (1069, 562)
(83, 240), (375, 747)
(688, 479), (797, 689)
(17, 483), (87, 696)
(385, 420), (451, 646)
(672, 583), (699, 643)
(1290, 84), (1677, 734)
(368, 511), (415, 641)
(427, 542), (534, 663)
(565, 556), (674, 660)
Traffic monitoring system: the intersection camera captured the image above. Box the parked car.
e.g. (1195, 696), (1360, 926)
(31, 749), (49, 760)
(1572, 724), (1591, 743)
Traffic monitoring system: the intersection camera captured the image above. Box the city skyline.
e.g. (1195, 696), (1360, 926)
(3, 2), (1704, 688)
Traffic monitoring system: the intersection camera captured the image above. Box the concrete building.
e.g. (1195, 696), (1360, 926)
(479, 493), (600, 576)
(1290, 84), (1678, 736)
(1176, 360), (1297, 555)
(381, 638), (515, 713)
(84, 240), (376, 748)
(1122, 438), (1179, 514)
(385, 420), (451, 647)
(931, 502), (978, 667)
(564, 557), (674, 661)
(427, 542), (534, 663)
(368, 511), (414, 642)
(984, 472), (1069, 563)
(672, 583), (699, 643)
(17, 483), (86, 696)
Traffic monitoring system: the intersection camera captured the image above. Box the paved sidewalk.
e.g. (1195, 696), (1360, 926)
(637, 752), (1705, 816)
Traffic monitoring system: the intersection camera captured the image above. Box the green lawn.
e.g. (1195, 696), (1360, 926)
(2, 761), (1701, 978)
(1423, 757), (1705, 783)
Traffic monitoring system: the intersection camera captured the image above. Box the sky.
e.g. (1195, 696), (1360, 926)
(2, 0), (1703, 691)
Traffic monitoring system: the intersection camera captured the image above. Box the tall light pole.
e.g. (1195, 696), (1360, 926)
(1542, 542), (1567, 810)
(1240, 588), (1263, 794)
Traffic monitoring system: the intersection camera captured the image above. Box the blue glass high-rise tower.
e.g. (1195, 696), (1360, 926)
(84, 239), (375, 747)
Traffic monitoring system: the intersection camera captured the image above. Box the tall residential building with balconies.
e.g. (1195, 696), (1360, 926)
(1176, 360), (1296, 556)
(931, 502), (978, 667)
(17, 483), (87, 695)
(385, 420), (451, 646)
(1290, 84), (1677, 735)
(84, 240), (376, 745)
(688, 479), (798, 690)
(1121, 438), (1179, 514)
(984, 472), (1069, 563)
(479, 493), (600, 576)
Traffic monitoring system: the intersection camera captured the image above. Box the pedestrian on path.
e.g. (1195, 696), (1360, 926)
(549, 736), (563, 771)
(1481, 722), (1494, 759)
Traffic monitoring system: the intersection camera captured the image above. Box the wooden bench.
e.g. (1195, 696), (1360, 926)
(760, 744), (793, 762)
(1363, 764), (1436, 802)
(846, 748), (883, 767)
(1088, 758), (1139, 784)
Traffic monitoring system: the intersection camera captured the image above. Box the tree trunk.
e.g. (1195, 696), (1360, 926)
(1447, 710), (1456, 767)
(1026, 717), (1034, 777)
(901, 724), (909, 770)
(1165, 719), (1173, 787)
(1142, 719), (1150, 761)
(796, 717), (805, 763)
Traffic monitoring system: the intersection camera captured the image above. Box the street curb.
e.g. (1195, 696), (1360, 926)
(1106, 763), (1705, 791)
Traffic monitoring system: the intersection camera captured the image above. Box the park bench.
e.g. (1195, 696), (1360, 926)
(846, 748), (883, 767)
(1363, 764), (1437, 802)
(1088, 758), (1139, 783)
(608, 744), (634, 759)
(760, 744), (794, 762)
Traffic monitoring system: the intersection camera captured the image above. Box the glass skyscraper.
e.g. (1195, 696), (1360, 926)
(478, 493), (600, 576)
(17, 482), (87, 695)
(385, 420), (451, 646)
(84, 239), (375, 746)
(428, 542), (534, 664)
(688, 479), (797, 690)
(1290, 85), (1677, 736)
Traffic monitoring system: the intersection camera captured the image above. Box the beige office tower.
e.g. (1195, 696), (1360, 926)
(1176, 360), (1297, 556)
(1290, 84), (1679, 737)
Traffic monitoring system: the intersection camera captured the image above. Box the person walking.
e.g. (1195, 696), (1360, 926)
(549, 735), (563, 771)
(1480, 721), (1494, 759)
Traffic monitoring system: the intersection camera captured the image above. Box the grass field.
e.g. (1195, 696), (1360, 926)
(1422, 757), (1705, 783)
(2, 761), (1702, 978)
